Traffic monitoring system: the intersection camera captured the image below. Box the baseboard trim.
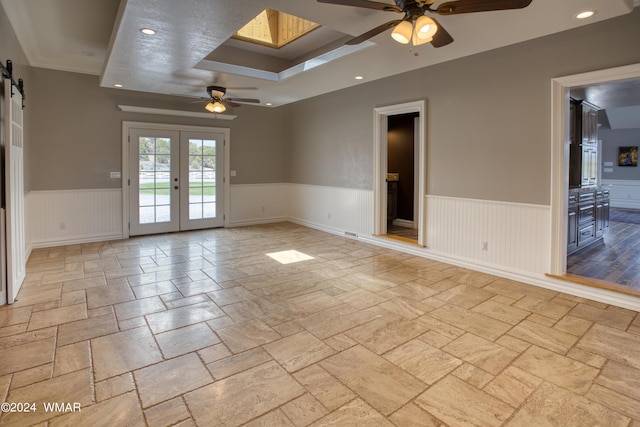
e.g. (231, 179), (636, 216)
(30, 233), (126, 249)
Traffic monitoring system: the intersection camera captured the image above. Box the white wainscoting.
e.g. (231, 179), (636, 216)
(288, 183), (374, 237)
(27, 189), (124, 248)
(425, 195), (551, 275)
(228, 183), (290, 227)
(602, 179), (640, 209)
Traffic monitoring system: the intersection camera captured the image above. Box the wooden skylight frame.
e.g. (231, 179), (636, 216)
(232, 8), (320, 49)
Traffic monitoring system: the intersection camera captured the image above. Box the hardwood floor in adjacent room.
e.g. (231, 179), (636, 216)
(567, 220), (640, 293)
(1, 222), (639, 426)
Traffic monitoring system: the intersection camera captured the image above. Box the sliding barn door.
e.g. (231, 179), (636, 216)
(5, 83), (25, 303)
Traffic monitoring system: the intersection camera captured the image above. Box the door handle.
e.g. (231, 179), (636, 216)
(174, 186), (179, 190)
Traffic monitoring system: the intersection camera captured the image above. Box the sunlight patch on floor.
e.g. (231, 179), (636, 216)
(266, 249), (315, 265)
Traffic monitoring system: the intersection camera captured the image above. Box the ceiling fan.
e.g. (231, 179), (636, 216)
(201, 85), (260, 113)
(317, 0), (533, 48)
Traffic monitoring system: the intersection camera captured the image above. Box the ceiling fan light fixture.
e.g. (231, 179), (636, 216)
(415, 16), (437, 40)
(391, 20), (413, 44)
(205, 101), (226, 113)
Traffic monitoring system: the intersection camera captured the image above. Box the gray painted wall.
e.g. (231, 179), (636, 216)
(601, 127), (640, 180)
(28, 68), (289, 191)
(289, 9), (640, 205)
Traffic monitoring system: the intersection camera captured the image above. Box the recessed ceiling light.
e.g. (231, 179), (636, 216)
(140, 28), (156, 35)
(114, 83), (123, 88)
(265, 102), (273, 106)
(576, 10), (595, 19)
(355, 76), (364, 80)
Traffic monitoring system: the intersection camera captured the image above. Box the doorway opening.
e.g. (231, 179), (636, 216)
(373, 100), (426, 247)
(550, 63), (640, 295)
(122, 122), (230, 238)
(386, 112), (419, 242)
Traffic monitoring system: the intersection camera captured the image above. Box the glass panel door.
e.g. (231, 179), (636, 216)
(180, 131), (224, 230)
(129, 128), (180, 236)
(128, 127), (224, 236)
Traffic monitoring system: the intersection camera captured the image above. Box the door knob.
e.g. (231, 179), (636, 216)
(174, 186), (179, 190)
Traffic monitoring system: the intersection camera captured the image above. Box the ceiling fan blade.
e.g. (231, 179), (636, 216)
(345, 20), (403, 45)
(225, 98), (260, 103)
(224, 100), (242, 108)
(317, 0), (402, 12)
(436, 0), (532, 15)
(430, 18), (454, 48)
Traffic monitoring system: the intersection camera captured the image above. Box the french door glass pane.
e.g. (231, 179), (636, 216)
(138, 137), (172, 224)
(188, 138), (217, 220)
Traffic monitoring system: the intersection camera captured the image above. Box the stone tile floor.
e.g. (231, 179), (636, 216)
(1, 222), (639, 426)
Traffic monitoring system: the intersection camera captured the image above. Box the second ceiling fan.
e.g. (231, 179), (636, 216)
(317, 0), (533, 48)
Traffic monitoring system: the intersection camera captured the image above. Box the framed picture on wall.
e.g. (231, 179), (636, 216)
(618, 146), (638, 167)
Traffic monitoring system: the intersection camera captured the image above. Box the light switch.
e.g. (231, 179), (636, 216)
(110, 171), (121, 179)
(230, 170), (237, 177)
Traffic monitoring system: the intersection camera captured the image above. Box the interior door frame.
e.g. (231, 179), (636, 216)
(549, 62), (640, 275)
(373, 100), (426, 246)
(122, 121), (230, 239)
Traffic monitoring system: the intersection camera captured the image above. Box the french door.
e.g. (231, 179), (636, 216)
(129, 127), (225, 236)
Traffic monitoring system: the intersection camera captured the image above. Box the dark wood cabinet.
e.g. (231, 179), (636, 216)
(568, 189), (609, 255)
(569, 99), (600, 189)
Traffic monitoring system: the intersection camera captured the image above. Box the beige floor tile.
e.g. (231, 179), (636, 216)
(135, 353), (212, 408)
(416, 375), (513, 427)
(512, 345), (598, 394)
(512, 295), (572, 320)
(26, 303), (86, 331)
(130, 281), (179, 299)
(427, 305), (512, 341)
(471, 299), (531, 325)
(569, 303), (635, 330)
(434, 284), (495, 309)
(185, 361), (304, 426)
(389, 402), (445, 427)
(483, 365), (543, 407)
(442, 333), (519, 375)
(310, 398), (394, 427)
(95, 372), (135, 402)
(345, 314), (428, 355)
(49, 391), (145, 427)
(5, 224), (640, 427)
(320, 345), (426, 415)
(155, 322), (220, 359)
(207, 347), (272, 380)
(54, 341), (90, 377)
(293, 364), (355, 411)
(9, 363), (53, 389)
(264, 331), (335, 372)
(57, 313), (118, 346)
(595, 360), (640, 400)
(506, 382), (629, 426)
(577, 324), (640, 370)
(451, 363), (494, 388)
(281, 393), (328, 427)
(114, 296), (166, 320)
(586, 383), (640, 420)
(0, 306), (32, 328)
(1, 369), (93, 426)
(244, 409), (294, 427)
(0, 337), (55, 376)
(144, 397), (191, 427)
(216, 319), (281, 353)
(208, 285), (255, 306)
(86, 282), (135, 309)
(507, 319), (578, 354)
(384, 339), (463, 385)
(92, 327), (163, 381)
(145, 301), (225, 334)
(174, 278), (222, 297)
